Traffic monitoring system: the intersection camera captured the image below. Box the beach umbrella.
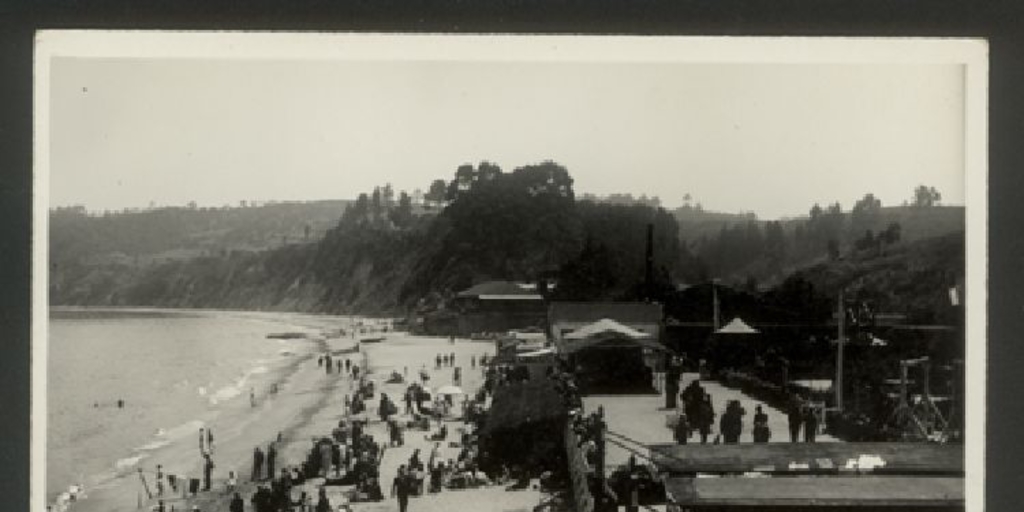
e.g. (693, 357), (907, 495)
(436, 385), (464, 396)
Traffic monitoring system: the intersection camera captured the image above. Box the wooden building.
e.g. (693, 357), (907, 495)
(452, 281), (547, 336)
(548, 302), (665, 393)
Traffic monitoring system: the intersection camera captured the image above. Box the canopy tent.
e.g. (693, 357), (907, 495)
(557, 318), (669, 355)
(715, 317), (759, 335)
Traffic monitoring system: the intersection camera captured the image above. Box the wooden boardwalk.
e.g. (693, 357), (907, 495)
(664, 475), (964, 511)
(649, 442), (963, 476)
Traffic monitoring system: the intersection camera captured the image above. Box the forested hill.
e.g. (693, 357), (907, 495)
(50, 200), (350, 267)
(49, 163), (964, 317)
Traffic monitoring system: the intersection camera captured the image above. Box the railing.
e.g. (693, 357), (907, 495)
(565, 420), (595, 512)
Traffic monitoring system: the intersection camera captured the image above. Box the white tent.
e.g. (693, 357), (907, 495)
(558, 318), (668, 354)
(564, 318), (652, 340)
(715, 317), (759, 334)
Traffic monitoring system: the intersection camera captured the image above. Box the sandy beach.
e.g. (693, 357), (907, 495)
(98, 332), (543, 512)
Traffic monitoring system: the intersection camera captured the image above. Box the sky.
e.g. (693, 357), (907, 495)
(48, 55), (966, 220)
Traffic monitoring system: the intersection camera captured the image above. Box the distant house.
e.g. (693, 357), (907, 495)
(548, 301), (665, 393)
(452, 280), (547, 336)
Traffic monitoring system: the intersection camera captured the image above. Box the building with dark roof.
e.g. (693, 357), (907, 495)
(452, 280), (547, 336)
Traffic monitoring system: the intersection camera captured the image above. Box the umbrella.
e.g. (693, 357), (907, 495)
(436, 385), (464, 395)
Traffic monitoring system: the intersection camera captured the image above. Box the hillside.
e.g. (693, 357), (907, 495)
(50, 200), (350, 266)
(49, 165), (966, 321)
(676, 203), (965, 289)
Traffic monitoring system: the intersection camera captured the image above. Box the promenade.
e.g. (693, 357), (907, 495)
(583, 372), (838, 470)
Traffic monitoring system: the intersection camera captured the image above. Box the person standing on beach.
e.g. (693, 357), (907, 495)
(471, 355), (475, 369)
(207, 428), (214, 454)
(345, 358), (351, 374)
(267, 443), (277, 480)
(450, 353), (455, 367)
(392, 465), (412, 512)
(202, 453), (215, 491)
(229, 492), (244, 512)
(250, 387), (256, 408)
(156, 464), (165, 496)
(252, 447), (264, 481)
(199, 428), (206, 455)
(315, 487), (331, 512)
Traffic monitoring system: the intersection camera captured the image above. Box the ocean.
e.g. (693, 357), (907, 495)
(46, 308), (344, 507)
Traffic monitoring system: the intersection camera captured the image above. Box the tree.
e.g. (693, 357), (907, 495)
(879, 222), (901, 245)
(389, 191), (414, 228)
(809, 203), (823, 220)
(851, 193), (882, 234)
(912, 185), (942, 207)
(476, 161), (502, 183)
(827, 239), (840, 261)
(425, 179), (447, 208)
(447, 164), (476, 201)
(371, 187), (383, 222)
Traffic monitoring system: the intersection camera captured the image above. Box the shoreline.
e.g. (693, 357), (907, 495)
(47, 311), (353, 512)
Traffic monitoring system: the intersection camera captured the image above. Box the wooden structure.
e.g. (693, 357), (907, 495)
(549, 302), (665, 393)
(652, 442), (964, 512)
(649, 442), (963, 476)
(453, 281), (547, 336)
(663, 476), (964, 511)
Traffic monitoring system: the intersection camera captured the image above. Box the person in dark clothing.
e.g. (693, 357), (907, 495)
(202, 454), (215, 491)
(345, 358), (351, 373)
(673, 413), (690, 445)
(804, 407), (819, 442)
(436, 354), (442, 369)
(754, 405), (768, 427)
(266, 443), (277, 480)
(229, 492), (244, 512)
(697, 395), (715, 444)
(787, 402), (803, 443)
(252, 447), (264, 481)
(315, 487), (331, 512)
(392, 465), (412, 512)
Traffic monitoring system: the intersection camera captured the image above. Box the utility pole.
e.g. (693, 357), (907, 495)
(836, 290), (845, 412)
(712, 279), (721, 331)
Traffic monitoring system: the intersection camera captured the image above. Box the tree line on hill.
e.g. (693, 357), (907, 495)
(49, 162), (963, 323)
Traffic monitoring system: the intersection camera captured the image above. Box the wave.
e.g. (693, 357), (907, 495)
(113, 455), (144, 475)
(158, 419), (205, 442)
(208, 364), (270, 405)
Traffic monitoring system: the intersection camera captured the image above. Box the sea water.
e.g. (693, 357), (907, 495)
(46, 308), (338, 506)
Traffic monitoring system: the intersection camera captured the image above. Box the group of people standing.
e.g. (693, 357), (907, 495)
(435, 352), (457, 369)
(318, 353), (356, 378)
(672, 379), (821, 444)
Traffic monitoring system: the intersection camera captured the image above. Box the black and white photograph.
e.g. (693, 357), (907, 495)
(33, 33), (987, 512)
